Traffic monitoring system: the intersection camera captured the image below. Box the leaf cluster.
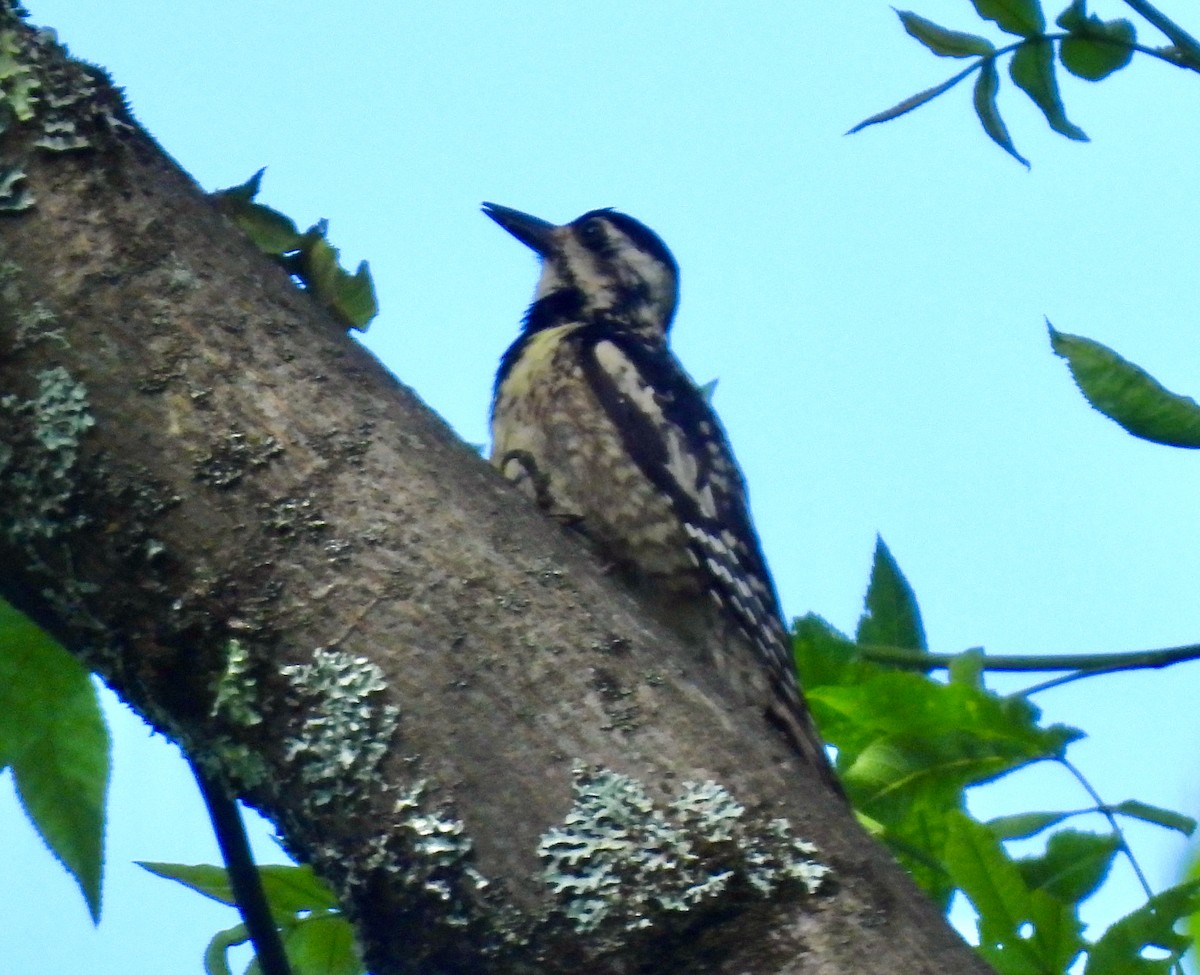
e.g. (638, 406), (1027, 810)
(212, 169), (377, 332)
(795, 537), (1199, 975)
(140, 862), (360, 975)
(852, 0), (1200, 165)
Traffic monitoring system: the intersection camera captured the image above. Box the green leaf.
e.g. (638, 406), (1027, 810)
(213, 170), (303, 256)
(145, 861), (360, 975)
(1187, 854), (1200, 971)
(839, 715), (1055, 803)
(213, 176), (378, 331)
(1009, 39), (1088, 140)
(248, 914), (363, 975)
(1054, 0), (1087, 33)
(875, 791), (959, 910)
(1057, 1), (1136, 81)
(140, 861), (240, 907)
(295, 232), (377, 332)
(897, 10), (996, 57)
(946, 812), (1085, 973)
(1024, 898), (1087, 975)
(971, 0), (1045, 37)
(139, 861), (339, 917)
(847, 69), (975, 134)
(973, 57), (1030, 166)
(822, 673), (1079, 805)
(1084, 879), (1200, 974)
(792, 613), (864, 692)
(1110, 800), (1196, 836)
(1017, 829), (1118, 904)
(856, 535), (928, 652)
(230, 202), (304, 257)
(1048, 324), (1200, 447)
(1060, 33), (1135, 80)
(298, 228), (339, 293)
(988, 810), (1072, 840)
(215, 167), (266, 204)
(331, 260), (378, 333)
(0, 599), (109, 922)
(944, 812), (1033, 943)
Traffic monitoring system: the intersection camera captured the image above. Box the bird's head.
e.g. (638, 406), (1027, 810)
(483, 203), (679, 339)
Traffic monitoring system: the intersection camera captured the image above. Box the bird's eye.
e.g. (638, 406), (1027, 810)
(578, 219), (607, 250)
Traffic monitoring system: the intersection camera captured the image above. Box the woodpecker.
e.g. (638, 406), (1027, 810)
(483, 202), (838, 791)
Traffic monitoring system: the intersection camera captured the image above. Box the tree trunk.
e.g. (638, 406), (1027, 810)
(0, 14), (992, 975)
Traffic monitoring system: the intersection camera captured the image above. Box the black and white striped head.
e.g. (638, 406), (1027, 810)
(483, 203), (679, 339)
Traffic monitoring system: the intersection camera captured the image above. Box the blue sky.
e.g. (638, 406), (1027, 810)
(6, 2), (1200, 972)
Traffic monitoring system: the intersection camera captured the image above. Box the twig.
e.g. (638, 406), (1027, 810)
(857, 641), (1200, 674)
(1122, 0), (1200, 67)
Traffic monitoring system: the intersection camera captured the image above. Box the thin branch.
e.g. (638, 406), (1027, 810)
(1056, 757), (1187, 975)
(1058, 757), (1155, 900)
(1016, 668), (1120, 697)
(857, 641), (1200, 675)
(1123, 0), (1200, 67)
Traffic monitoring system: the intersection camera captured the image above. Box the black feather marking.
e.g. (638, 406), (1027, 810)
(571, 209), (679, 281)
(523, 288), (585, 334)
(493, 289), (586, 397)
(577, 325), (785, 639)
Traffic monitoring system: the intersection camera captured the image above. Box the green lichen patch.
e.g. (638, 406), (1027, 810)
(539, 767), (828, 941)
(0, 29), (38, 124)
(280, 647), (400, 808)
(211, 638), (263, 728)
(0, 365), (95, 544)
(206, 738), (271, 792)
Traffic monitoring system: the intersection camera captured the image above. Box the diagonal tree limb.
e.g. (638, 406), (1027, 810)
(0, 14), (993, 975)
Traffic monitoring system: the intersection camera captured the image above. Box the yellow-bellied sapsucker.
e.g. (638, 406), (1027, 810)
(483, 202), (838, 791)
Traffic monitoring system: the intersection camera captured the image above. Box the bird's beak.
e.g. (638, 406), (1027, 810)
(482, 202), (556, 257)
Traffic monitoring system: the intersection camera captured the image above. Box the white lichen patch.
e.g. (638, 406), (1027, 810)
(0, 161), (32, 210)
(280, 647), (400, 807)
(393, 782), (489, 914)
(539, 766), (828, 936)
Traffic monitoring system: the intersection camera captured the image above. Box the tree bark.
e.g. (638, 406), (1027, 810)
(0, 15), (992, 975)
